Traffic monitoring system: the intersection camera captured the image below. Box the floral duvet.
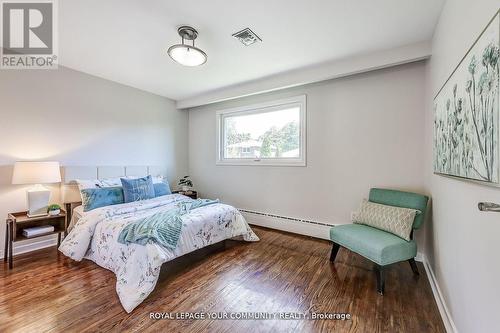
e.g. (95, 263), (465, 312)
(59, 194), (259, 313)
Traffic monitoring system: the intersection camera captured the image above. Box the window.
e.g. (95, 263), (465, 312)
(216, 95), (306, 166)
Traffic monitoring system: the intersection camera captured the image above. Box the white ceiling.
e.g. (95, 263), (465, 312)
(59, 0), (444, 102)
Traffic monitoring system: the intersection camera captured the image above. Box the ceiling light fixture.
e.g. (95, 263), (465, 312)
(167, 26), (207, 67)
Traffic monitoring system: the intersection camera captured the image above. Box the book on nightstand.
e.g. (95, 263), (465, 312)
(22, 225), (55, 238)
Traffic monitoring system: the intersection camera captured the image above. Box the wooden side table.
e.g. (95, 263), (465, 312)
(4, 210), (66, 269)
(173, 190), (198, 199)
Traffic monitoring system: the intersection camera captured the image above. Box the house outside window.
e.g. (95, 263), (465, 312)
(216, 95), (306, 166)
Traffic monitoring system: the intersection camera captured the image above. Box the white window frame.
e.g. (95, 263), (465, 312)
(216, 95), (307, 166)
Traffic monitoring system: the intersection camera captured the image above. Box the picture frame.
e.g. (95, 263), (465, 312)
(433, 10), (500, 186)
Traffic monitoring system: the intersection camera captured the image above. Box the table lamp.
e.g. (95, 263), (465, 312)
(12, 161), (62, 217)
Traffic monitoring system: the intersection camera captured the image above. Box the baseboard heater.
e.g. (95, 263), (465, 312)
(238, 209), (334, 227)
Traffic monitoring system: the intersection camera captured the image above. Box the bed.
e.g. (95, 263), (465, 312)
(58, 166), (259, 313)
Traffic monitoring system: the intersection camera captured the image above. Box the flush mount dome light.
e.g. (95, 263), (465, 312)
(168, 26), (207, 67)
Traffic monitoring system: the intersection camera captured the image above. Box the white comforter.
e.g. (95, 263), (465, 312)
(59, 194), (259, 312)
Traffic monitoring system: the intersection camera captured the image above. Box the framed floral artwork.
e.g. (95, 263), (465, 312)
(434, 10), (500, 184)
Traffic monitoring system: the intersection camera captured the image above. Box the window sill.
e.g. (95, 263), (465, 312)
(216, 159), (306, 167)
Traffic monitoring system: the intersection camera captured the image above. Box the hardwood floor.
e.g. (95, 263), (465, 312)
(0, 226), (445, 333)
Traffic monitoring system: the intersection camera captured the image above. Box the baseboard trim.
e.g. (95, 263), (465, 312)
(422, 255), (458, 333)
(0, 236), (58, 260)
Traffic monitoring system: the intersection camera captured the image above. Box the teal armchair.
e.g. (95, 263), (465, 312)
(329, 188), (429, 294)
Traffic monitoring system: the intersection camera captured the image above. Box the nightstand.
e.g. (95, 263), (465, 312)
(173, 190), (198, 199)
(4, 210), (66, 269)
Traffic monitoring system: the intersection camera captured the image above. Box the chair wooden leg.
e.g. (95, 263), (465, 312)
(375, 265), (385, 295)
(329, 243), (340, 262)
(408, 258), (419, 275)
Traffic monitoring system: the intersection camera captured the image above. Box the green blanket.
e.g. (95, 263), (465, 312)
(118, 199), (219, 249)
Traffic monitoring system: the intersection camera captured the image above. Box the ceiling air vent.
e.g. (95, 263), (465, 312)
(232, 28), (262, 46)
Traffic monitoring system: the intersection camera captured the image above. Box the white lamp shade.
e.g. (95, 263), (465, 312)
(12, 161), (61, 185)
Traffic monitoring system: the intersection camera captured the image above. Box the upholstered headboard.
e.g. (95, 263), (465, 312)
(61, 165), (167, 204)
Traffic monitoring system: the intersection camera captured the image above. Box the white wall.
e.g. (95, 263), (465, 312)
(0, 66), (188, 256)
(424, 1), (500, 332)
(189, 61), (427, 242)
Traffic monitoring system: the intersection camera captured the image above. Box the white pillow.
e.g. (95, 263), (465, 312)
(75, 177), (122, 191)
(126, 175), (165, 184)
(75, 176), (164, 191)
(352, 199), (419, 241)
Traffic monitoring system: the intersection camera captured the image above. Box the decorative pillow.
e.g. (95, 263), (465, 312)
(352, 199), (419, 241)
(80, 186), (124, 212)
(154, 182), (172, 197)
(120, 175), (155, 203)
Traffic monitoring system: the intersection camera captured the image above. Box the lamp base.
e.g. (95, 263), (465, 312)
(27, 185), (50, 217)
